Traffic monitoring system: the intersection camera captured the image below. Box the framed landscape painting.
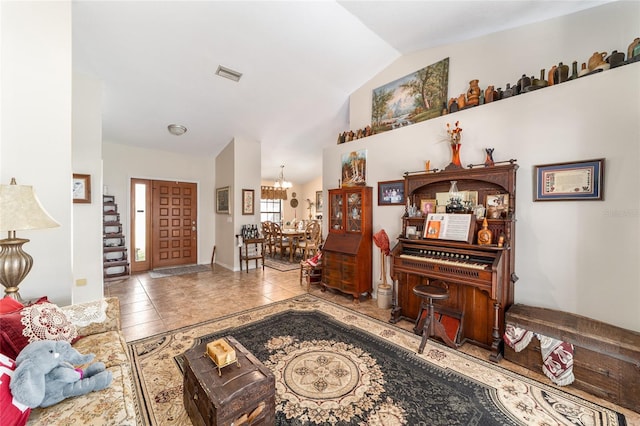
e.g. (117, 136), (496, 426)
(341, 150), (367, 187)
(371, 57), (449, 134)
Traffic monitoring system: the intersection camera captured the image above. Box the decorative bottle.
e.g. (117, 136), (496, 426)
(477, 218), (493, 246)
(569, 61), (579, 80)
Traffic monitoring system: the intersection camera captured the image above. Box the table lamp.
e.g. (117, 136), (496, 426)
(0, 178), (60, 301)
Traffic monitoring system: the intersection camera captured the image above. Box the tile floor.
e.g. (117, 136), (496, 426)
(105, 263), (639, 422)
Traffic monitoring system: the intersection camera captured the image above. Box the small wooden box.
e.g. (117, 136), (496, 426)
(183, 336), (275, 426)
(505, 304), (640, 413)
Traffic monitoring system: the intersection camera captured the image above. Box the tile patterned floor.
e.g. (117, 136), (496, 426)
(105, 264), (639, 422)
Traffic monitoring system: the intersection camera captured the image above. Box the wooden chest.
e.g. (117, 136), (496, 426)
(183, 336), (275, 426)
(505, 304), (640, 413)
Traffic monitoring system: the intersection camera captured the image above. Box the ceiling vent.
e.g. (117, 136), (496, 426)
(215, 65), (242, 82)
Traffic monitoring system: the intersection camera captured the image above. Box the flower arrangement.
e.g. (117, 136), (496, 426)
(446, 121), (462, 145)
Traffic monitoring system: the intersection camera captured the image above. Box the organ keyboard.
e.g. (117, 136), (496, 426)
(391, 238), (514, 361)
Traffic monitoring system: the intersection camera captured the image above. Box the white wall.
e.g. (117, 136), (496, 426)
(300, 176), (323, 222)
(215, 140), (235, 270)
(102, 142), (215, 268)
(232, 137), (262, 271)
(325, 1), (640, 331)
(72, 73), (104, 303)
(1, 1), (74, 305)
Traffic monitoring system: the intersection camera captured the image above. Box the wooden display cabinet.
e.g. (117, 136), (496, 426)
(321, 186), (372, 302)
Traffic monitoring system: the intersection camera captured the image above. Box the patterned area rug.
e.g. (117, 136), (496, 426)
(264, 256), (302, 272)
(148, 264), (212, 278)
(128, 295), (626, 425)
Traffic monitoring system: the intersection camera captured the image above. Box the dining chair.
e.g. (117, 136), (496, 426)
(261, 221), (274, 257)
(271, 222), (295, 260)
(297, 220), (322, 260)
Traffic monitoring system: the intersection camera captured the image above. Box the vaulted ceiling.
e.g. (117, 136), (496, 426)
(72, 1), (610, 184)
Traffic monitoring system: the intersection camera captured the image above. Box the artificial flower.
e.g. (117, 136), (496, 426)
(446, 121), (462, 145)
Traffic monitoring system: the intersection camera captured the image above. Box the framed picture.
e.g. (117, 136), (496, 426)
(315, 190), (323, 213)
(216, 186), (230, 214)
(485, 193), (509, 209)
(405, 225), (417, 238)
(372, 57), (449, 134)
(378, 180), (405, 206)
(242, 189), (254, 215)
(534, 159), (604, 201)
(72, 174), (91, 204)
(341, 149), (367, 187)
(419, 198), (436, 215)
(486, 193), (509, 218)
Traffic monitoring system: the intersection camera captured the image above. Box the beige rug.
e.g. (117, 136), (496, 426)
(128, 295), (626, 425)
(264, 256), (301, 272)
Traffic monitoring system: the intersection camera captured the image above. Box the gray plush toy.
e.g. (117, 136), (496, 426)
(9, 340), (112, 408)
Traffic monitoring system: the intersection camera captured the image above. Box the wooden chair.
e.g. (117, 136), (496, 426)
(300, 252), (323, 292)
(271, 222), (295, 261)
(297, 221), (322, 260)
(261, 221), (274, 257)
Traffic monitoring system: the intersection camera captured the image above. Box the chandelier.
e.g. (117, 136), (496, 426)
(274, 165), (292, 189)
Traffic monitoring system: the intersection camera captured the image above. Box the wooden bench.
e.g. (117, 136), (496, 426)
(504, 304), (640, 413)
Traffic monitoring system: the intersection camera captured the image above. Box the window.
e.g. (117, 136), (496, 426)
(261, 198), (282, 223)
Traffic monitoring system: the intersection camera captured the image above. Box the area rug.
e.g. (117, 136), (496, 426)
(264, 256), (301, 272)
(128, 295), (626, 425)
(148, 264), (212, 278)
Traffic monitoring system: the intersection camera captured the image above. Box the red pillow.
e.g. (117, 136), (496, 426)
(0, 300), (78, 360)
(0, 298), (23, 314)
(0, 353), (31, 426)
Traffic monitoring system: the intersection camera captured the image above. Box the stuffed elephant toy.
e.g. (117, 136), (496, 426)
(9, 340), (112, 408)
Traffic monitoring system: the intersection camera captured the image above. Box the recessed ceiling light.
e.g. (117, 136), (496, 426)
(215, 65), (242, 82)
(167, 124), (187, 136)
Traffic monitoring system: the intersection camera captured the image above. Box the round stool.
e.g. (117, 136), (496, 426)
(412, 285), (457, 353)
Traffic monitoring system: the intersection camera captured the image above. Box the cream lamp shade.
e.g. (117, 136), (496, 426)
(0, 179), (60, 232)
(0, 178), (59, 300)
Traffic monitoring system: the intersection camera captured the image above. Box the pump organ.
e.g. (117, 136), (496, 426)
(390, 164), (518, 361)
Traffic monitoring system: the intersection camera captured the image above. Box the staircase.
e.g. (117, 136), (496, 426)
(103, 195), (130, 280)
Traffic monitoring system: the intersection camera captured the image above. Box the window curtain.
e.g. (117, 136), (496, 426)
(261, 186), (288, 200)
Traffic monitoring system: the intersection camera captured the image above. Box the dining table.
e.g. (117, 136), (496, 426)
(281, 228), (306, 262)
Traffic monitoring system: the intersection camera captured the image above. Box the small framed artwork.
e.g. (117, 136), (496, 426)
(72, 174), (91, 204)
(419, 199), (436, 215)
(534, 158), (604, 201)
(485, 193), (509, 209)
(242, 189), (254, 215)
(486, 193), (509, 218)
(216, 186), (230, 214)
(341, 149), (367, 187)
(315, 190), (323, 213)
(378, 180), (405, 206)
(405, 225), (418, 239)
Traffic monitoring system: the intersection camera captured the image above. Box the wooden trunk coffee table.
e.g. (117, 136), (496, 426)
(183, 336), (275, 426)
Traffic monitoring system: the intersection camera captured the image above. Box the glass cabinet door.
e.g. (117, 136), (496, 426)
(330, 192), (343, 231)
(346, 191), (362, 232)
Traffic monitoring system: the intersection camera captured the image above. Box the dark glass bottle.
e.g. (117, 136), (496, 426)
(569, 61), (579, 80)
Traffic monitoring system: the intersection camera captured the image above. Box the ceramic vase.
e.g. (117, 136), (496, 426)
(467, 79), (480, 106)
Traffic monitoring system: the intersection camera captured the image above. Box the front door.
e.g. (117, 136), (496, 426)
(151, 180), (198, 269)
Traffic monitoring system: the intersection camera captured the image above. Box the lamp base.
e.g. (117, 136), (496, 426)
(0, 237), (33, 302)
